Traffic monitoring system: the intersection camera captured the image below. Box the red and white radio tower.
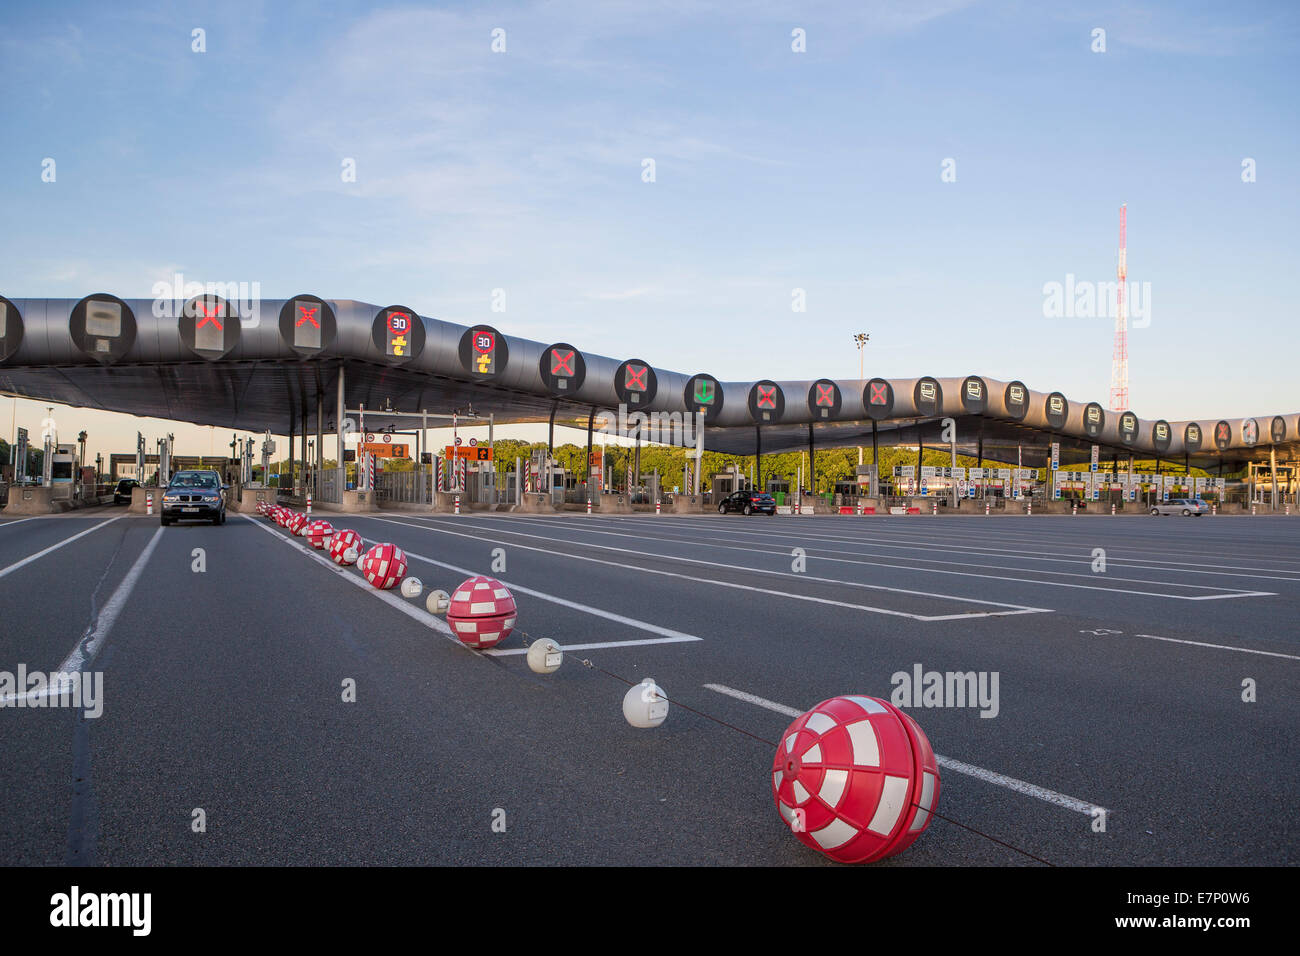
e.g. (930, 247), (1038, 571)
(1109, 204), (1129, 412)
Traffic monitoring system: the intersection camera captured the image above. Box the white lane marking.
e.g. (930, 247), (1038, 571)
(0, 516), (43, 530)
(703, 683), (1109, 817)
(0, 515), (124, 582)
(246, 516), (704, 652)
(560, 513), (1300, 578)
(485, 637), (700, 657)
(394, 546), (707, 643)
(242, 515), (464, 645)
(504, 514), (1276, 598)
(701, 683), (802, 717)
(1133, 634), (1300, 661)
(3, 524), (162, 705)
(367, 515), (1050, 620)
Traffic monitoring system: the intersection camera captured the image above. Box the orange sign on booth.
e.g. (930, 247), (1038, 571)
(362, 443), (410, 459)
(444, 445), (494, 461)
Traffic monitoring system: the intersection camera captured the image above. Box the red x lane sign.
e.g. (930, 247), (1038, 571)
(550, 348), (574, 376)
(196, 303), (223, 331)
(625, 364), (647, 391)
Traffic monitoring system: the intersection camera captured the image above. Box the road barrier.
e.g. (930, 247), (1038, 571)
(306, 493), (312, 515)
(586, 498), (592, 514)
(655, 499), (661, 515)
(931, 501), (937, 516)
(1111, 503), (1116, 515)
(985, 502), (990, 516)
(146, 492), (153, 516)
(454, 494), (461, 515)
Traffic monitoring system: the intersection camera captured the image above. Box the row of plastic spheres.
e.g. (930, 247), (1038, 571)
(256, 499), (942, 865)
(257, 501), (565, 676)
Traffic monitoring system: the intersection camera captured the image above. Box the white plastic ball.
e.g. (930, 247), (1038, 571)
(526, 639), (563, 675)
(400, 576), (423, 599)
(343, 547), (359, 564)
(425, 589), (451, 615)
(623, 678), (669, 728)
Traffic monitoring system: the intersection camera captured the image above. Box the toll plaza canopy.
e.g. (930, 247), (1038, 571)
(1, 292), (1296, 469)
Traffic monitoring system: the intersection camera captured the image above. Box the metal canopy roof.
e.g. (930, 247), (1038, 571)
(0, 294), (1296, 468)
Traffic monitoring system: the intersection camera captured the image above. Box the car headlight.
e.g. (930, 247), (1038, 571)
(163, 495), (179, 502)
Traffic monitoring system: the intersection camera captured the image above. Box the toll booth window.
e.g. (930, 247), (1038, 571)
(86, 301), (121, 337)
(473, 331), (496, 374)
(294, 300), (321, 349)
(385, 310), (411, 357)
(194, 301), (224, 352)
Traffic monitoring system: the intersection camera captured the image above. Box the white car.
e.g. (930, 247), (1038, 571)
(1150, 497), (1209, 516)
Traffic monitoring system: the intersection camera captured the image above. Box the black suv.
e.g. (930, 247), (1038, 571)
(717, 490), (777, 516)
(113, 478), (140, 505)
(160, 470), (227, 525)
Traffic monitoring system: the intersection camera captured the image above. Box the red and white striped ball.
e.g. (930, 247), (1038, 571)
(329, 529), (363, 565)
(288, 512), (309, 535)
(306, 520), (334, 549)
(277, 509), (293, 528)
(446, 576), (517, 649)
(772, 695), (939, 864)
(359, 543), (407, 589)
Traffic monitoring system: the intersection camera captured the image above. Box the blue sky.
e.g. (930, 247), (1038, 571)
(2, 0), (1297, 459)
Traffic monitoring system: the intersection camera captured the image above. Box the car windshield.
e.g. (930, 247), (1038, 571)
(170, 473), (218, 489)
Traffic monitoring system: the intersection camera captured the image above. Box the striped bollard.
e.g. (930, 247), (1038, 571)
(146, 492), (154, 516)
(586, 498), (592, 514)
(1111, 502), (1116, 515)
(1212, 504), (1217, 516)
(454, 494), (461, 515)
(306, 493), (312, 516)
(1071, 503), (1077, 515)
(984, 501), (990, 516)
(655, 499), (661, 515)
(1251, 503), (1257, 515)
(931, 500), (937, 516)
(1027, 500), (1032, 516)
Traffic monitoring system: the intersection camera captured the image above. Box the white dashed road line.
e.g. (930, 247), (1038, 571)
(0, 515), (124, 582)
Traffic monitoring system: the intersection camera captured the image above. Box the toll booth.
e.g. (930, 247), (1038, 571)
(50, 444), (77, 497)
(710, 465), (747, 499)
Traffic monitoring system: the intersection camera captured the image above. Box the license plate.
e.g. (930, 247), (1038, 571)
(183, 507), (199, 512)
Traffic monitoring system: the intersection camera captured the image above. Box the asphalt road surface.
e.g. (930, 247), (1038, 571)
(2, 506), (1296, 866)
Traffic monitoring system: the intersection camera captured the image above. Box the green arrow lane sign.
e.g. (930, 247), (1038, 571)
(694, 379), (715, 404)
